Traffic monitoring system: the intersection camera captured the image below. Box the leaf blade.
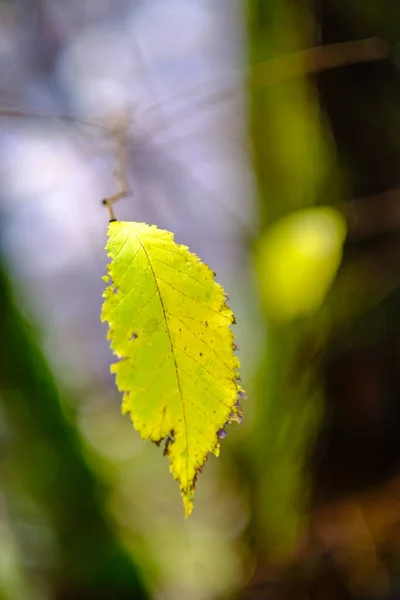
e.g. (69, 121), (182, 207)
(101, 221), (243, 516)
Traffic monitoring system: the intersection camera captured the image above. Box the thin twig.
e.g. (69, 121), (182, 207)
(137, 38), (389, 129)
(250, 37), (389, 88)
(101, 112), (132, 221)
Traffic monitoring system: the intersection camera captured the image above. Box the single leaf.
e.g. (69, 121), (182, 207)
(101, 221), (244, 517)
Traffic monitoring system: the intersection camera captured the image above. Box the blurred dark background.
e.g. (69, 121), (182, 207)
(0, 1), (400, 599)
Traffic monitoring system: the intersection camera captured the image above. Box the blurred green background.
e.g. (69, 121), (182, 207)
(1, 1), (400, 598)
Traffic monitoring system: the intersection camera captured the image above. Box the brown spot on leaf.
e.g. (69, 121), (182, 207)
(192, 461), (207, 490)
(130, 332), (138, 341)
(163, 429), (175, 457)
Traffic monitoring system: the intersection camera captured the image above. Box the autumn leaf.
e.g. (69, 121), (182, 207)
(101, 221), (244, 516)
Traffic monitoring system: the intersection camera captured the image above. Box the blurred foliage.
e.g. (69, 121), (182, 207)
(244, 0), (400, 598)
(0, 254), (149, 599)
(255, 206), (346, 322)
(246, 0), (339, 562)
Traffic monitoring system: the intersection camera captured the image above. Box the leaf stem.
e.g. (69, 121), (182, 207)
(102, 191), (127, 222)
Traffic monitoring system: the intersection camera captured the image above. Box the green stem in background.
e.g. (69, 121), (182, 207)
(245, 0), (335, 562)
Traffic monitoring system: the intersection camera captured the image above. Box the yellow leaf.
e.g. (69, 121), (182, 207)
(256, 206), (347, 322)
(101, 221), (244, 516)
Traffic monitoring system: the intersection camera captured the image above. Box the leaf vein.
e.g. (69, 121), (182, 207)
(156, 276), (231, 322)
(166, 313), (233, 372)
(112, 244), (142, 287)
(110, 266), (150, 314)
(134, 233), (190, 489)
(176, 350), (234, 396)
(176, 365), (232, 410)
(148, 253), (208, 289)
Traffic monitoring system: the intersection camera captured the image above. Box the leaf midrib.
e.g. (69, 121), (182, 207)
(134, 229), (190, 490)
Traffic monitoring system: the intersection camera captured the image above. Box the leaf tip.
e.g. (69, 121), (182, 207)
(183, 496), (194, 518)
